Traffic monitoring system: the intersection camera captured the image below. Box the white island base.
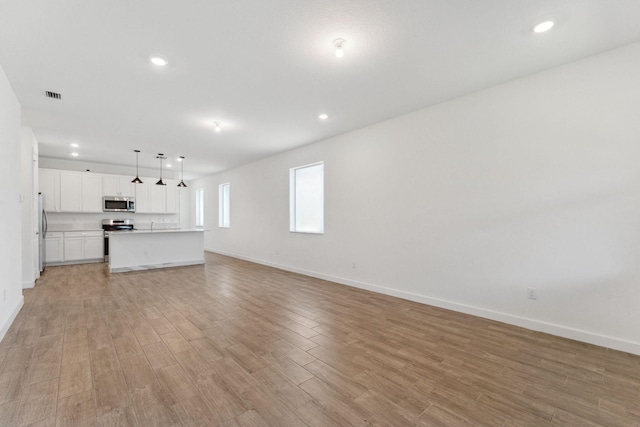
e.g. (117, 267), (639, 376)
(109, 229), (205, 273)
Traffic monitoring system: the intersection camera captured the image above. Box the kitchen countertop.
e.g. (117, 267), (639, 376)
(47, 224), (103, 232)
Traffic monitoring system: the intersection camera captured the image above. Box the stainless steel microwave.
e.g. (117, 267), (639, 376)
(103, 196), (135, 212)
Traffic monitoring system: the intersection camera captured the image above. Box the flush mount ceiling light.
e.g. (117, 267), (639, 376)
(150, 56), (168, 66)
(213, 122), (221, 133)
(156, 153), (167, 185)
(318, 113), (329, 120)
(71, 152), (79, 157)
(131, 149), (143, 184)
(333, 39), (346, 58)
(177, 156), (187, 188)
(533, 20), (554, 33)
(70, 143), (79, 148)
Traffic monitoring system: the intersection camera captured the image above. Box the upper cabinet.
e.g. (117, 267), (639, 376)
(60, 171), (103, 213)
(82, 174), (103, 212)
(39, 168), (179, 214)
(135, 180), (150, 213)
(60, 172), (82, 212)
(150, 183), (166, 213)
(136, 178), (177, 214)
(103, 175), (135, 198)
(39, 169), (60, 212)
(166, 180), (178, 214)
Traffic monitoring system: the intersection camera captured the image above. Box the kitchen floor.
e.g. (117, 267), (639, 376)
(0, 253), (639, 426)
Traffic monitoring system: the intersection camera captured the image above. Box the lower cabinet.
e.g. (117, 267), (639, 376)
(44, 232), (64, 263)
(64, 231), (104, 261)
(46, 231), (104, 265)
(84, 235), (104, 259)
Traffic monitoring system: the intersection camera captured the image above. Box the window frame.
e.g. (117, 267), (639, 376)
(195, 188), (204, 227)
(289, 161), (324, 234)
(218, 182), (230, 228)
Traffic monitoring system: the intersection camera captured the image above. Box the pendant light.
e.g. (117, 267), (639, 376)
(131, 150), (143, 184)
(156, 153), (166, 185)
(177, 156), (187, 187)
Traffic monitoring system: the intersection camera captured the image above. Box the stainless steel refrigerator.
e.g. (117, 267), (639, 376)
(38, 192), (48, 272)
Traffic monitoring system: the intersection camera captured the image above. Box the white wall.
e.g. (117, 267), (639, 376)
(21, 127), (38, 288)
(193, 41), (640, 355)
(0, 64), (24, 342)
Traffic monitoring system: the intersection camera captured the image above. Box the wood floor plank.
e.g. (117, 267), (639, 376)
(13, 378), (58, 425)
(96, 405), (138, 427)
(26, 334), (63, 385)
(120, 354), (157, 391)
(142, 341), (176, 371)
(160, 330), (193, 355)
(299, 376), (374, 426)
(58, 359), (92, 399)
(130, 383), (180, 427)
(56, 389), (95, 427)
(194, 373), (248, 424)
(0, 345), (34, 404)
(1, 253), (639, 426)
(113, 334), (144, 360)
(93, 369), (130, 417)
(252, 365), (312, 411)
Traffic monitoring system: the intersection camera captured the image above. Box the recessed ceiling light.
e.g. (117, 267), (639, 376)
(318, 114), (329, 120)
(71, 152), (79, 157)
(70, 143), (79, 148)
(166, 164), (172, 168)
(333, 39), (346, 58)
(150, 56), (168, 66)
(213, 122), (221, 133)
(533, 21), (554, 33)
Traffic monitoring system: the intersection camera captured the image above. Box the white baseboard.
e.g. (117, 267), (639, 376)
(206, 248), (640, 356)
(22, 279), (35, 289)
(0, 295), (24, 344)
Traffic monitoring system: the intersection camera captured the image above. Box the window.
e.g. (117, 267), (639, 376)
(219, 183), (230, 228)
(290, 162), (324, 233)
(195, 188), (204, 227)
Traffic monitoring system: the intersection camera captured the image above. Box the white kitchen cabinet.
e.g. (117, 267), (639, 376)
(38, 168), (181, 215)
(166, 180), (178, 214)
(137, 179), (176, 214)
(150, 183), (166, 213)
(82, 174), (103, 212)
(39, 169), (60, 212)
(135, 180), (150, 213)
(60, 172), (82, 212)
(84, 235), (104, 259)
(44, 232), (64, 263)
(64, 236), (84, 261)
(103, 175), (136, 198)
(64, 231), (104, 261)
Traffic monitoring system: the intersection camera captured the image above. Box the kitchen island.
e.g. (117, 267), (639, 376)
(108, 229), (206, 273)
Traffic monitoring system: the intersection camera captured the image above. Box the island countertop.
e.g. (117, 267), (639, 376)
(106, 228), (207, 236)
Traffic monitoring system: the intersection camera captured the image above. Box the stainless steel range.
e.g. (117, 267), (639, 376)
(102, 219), (135, 261)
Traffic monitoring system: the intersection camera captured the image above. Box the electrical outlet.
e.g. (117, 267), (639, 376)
(527, 287), (537, 300)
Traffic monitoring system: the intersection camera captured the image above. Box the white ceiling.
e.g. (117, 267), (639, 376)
(2, 0), (640, 180)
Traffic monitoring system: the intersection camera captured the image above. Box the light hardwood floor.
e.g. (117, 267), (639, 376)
(0, 252), (639, 426)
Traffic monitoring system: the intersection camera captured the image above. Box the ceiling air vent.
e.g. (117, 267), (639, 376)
(45, 90), (62, 100)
